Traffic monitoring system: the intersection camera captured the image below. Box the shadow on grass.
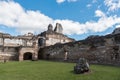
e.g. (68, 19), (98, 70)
(70, 70), (93, 75)
(70, 70), (75, 74)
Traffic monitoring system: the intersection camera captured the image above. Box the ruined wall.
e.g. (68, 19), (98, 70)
(0, 46), (19, 61)
(39, 38), (120, 66)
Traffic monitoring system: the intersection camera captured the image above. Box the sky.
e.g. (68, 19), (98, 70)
(0, 0), (120, 40)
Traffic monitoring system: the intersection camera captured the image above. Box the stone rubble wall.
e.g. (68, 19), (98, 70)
(39, 40), (120, 66)
(0, 46), (19, 61)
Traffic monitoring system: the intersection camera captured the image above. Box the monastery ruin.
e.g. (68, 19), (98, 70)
(0, 23), (120, 66)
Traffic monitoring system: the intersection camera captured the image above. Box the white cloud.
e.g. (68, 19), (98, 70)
(55, 10), (120, 34)
(56, 0), (77, 4)
(0, 1), (53, 34)
(0, 1), (120, 36)
(116, 25), (120, 28)
(67, 0), (77, 2)
(86, 4), (92, 8)
(95, 10), (106, 17)
(104, 0), (120, 11)
(56, 0), (65, 4)
(85, 15), (120, 32)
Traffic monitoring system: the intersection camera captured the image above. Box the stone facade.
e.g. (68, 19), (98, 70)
(39, 23), (75, 46)
(0, 23), (74, 61)
(0, 32), (38, 61)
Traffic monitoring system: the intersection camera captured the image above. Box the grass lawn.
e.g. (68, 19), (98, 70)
(0, 60), (120, 80)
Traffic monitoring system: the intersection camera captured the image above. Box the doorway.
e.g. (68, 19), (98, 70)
(23, 52), (32, 60)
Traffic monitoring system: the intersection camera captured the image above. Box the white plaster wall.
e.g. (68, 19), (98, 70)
(4, 38), (23, 46)
(27, 41), (33, 46)
(45, 36), (73, 46)
(46, 38), (62, 46)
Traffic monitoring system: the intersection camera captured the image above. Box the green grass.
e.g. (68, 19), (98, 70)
(0, 60), (120, 80)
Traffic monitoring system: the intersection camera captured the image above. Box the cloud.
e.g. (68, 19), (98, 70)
(115, 25), (120, 28)
(0, 1), (120, 36)
(85, 14), (120, 32)
(104, 0), (120, 11)
(95, 10), (106, 17)
(86, 4), (92, 8)
(56, 0), (77, 4)
(67, 0), (77, 2)
(0, 1), (53, 34)
(55, 10), (120, 35)
(56, 0), (65, 4)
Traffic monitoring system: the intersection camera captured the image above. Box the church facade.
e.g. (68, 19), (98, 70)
(0, 23), (75, 61)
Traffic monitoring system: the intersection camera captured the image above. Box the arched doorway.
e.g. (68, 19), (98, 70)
(23, 52), (33, 60)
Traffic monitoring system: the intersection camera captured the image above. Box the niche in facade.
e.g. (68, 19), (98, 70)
(38, 38), (45, 46)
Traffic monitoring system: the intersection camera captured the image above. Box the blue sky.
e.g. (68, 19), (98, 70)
(0, 0), (120, 40)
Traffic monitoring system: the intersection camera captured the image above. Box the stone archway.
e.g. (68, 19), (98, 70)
(19, 47), (38, 61)
(23, 52), (32, 60)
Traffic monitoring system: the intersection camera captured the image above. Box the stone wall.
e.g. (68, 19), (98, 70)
(39, 37), (120, 66)
(0, 46), (19, 61)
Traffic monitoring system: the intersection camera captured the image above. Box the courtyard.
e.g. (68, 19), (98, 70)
(0, 60), (120, 80)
